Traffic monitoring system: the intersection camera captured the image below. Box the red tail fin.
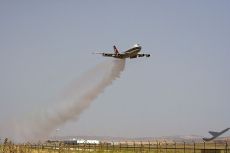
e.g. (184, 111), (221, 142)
(113, 45), (119, 55)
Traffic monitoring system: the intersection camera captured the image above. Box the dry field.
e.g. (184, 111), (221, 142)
(0, 138), (229, 153)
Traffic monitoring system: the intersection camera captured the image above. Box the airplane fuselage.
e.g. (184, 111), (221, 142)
(115, 46), (141, 59)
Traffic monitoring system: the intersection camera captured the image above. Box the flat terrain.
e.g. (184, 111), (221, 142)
(1, 140), (229, 153)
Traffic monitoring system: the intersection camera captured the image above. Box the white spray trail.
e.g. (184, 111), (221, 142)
(1, 59), (125, 142)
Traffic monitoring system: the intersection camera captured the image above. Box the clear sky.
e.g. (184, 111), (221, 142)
(0, 0), (230, 139)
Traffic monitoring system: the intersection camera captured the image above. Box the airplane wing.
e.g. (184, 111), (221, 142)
(93, 51), (150, 59)
(93, 52), (115, 57)
(93, 52), (126, 58)
(209, 131), (219, 137)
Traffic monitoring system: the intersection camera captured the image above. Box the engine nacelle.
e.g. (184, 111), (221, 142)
(138, 54), (145, 57)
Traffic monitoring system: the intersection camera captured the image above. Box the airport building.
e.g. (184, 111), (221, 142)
(63, 138), (100, 145)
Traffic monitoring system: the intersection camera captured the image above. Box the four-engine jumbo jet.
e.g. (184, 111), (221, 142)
(93, 44), (150, 59)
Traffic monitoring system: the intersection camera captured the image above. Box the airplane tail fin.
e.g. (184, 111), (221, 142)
(113, 45), (119, 55)
(209, 131), (219, 137)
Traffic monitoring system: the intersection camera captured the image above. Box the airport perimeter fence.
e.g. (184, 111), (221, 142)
(0, 139), (229, 153)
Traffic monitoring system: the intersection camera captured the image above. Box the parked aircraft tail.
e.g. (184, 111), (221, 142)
(209, 131), (219, 137)
(203, 128), (230, 141)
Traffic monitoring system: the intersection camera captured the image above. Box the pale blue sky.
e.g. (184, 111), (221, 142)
(0, 0), (230, 138)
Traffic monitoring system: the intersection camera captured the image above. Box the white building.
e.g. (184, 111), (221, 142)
(85, 140), (100, 144)
(69, 138), (100, 144)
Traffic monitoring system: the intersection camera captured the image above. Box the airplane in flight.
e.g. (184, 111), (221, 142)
(203, 128), (230, 141)
(93, 44), (150, 59)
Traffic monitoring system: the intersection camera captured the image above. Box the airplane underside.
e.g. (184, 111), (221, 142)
(94, 44), (150, 59)
(102, 52), (150, 59)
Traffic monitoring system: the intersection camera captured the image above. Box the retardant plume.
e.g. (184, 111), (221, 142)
(0, 59), (125, 142)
